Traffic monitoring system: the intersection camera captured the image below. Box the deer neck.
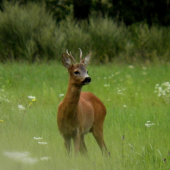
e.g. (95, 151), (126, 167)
(62, 78), (82, 116)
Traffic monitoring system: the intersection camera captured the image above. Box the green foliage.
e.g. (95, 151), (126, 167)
(1, 63), (170, 169)
(0, 2), (65, 62)
(46, 0), (73, 23)
(89, 17), (128, 62)
(126, 24), (170, 62)
(1, 2), (170, 63)
(59, 18), (91, 58)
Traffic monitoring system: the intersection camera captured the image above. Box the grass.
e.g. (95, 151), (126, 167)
(1, 61), (170, 170)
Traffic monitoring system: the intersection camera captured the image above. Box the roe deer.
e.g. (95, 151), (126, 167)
(57, 49), (108, 155)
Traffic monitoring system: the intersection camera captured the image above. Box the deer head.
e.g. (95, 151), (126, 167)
(62, 49), (91, 86)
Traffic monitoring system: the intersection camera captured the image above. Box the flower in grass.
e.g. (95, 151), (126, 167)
(40, 157), (50, 161)
(59, 94), (64, 97)
(118, 90), (123, 95)
(0, 120), (4, 122)
(28, 96), (36, 99)
(4, 151), (38, 164)
(28, 96), (36, 102)
(155, 82), (170, 103)
(18, 105), (25, 110)
(123, 105), (127, 107)
(104, 84), (110, 87)
(128, 65), (134, 69)
(145, 121), (155, 127)
(33, 137), (43, 140)
(38, 142), (48, 145)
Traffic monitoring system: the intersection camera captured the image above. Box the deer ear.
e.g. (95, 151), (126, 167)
(82, 52), (91, 67)
(62, 53), (72, 69)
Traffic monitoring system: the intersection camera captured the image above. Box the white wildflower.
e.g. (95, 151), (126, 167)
(104, 84), (110, 87)
(128, 65), (134, 69)
(155, 82), (170, 103)
(59, 94), (64, 97)
(118, 90), (123, 95)
(18, 105), (25, 110)
(38, 142), (48, 145)
(40, 157), (50, 161)
(28, 96), (36, 99)
(158, 94), (161, 97)
(145, 121), (155, 127)
(123, 105), (127, 107)
(33, 137), (43, 140)
(4, 151), (38, 164)
(145, 124), (151, 127)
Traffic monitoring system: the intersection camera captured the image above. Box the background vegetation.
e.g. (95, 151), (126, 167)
(0, 1), (170, 63)
(1, 1), (170, 170)
(1, 62), (170, 170)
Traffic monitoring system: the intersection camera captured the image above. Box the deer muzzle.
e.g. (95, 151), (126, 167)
(82, 77), (91, 85)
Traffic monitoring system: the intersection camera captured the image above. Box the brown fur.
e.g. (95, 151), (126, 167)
(57, 52), (108, 155)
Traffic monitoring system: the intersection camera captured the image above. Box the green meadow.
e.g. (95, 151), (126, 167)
(1, 62), (170, 170)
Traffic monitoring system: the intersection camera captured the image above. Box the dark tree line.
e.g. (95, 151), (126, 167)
(0, 0), (170, 26)
(110, 0), (170, 26)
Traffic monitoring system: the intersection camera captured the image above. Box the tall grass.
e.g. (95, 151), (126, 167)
(1, 62), (170, 169)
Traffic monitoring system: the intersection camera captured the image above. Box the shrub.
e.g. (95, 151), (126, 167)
(0, 2), (65, 62)
(89, 17), (128, 62)
(58, 18), (91, 60)
(129, 24), (170, 62)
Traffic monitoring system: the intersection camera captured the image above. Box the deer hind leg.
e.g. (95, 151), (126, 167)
(92, 127), (108, 155)
(80, 135), (87, 154)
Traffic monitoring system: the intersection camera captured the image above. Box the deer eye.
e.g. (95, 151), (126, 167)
(74, 71), (80, 75)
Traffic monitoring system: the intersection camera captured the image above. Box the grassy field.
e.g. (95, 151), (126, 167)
(1, 61), (170, 170)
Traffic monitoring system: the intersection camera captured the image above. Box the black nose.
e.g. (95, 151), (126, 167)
(83, 77), (91, 84)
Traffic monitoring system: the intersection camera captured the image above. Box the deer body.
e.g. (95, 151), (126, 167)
(57, 49), (107, 154)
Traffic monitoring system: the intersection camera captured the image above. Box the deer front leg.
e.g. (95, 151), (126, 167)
(73, 130), (81, 154)
(63, 136), (71, 154)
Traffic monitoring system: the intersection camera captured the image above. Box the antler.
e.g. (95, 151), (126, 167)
(66, 50), (76, 64)
(79, 48), (82, 63)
